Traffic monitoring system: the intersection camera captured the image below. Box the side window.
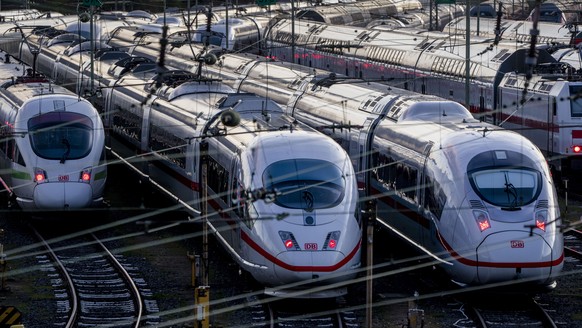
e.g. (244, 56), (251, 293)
(113, 105), (141, 144)
(207, 156), (229, 204)
(424, 174), (445, 219)
(149, 123), (187, 169)
(6, 138), (14, 161)
(373, 152), (395, 189)
(232, 176), (244, 217)
(395, 162), (417, 203)
(14, 144), (25, 166)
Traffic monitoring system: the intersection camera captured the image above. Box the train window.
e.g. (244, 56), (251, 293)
(467, 150), (542, 209)
(112, 106), (141, 144)
(232, 177), (244, 217)
(207, 156), (230, 204)
(372, 150), (418, 203)
(14, 144), (25, 167)
(148, 124), (187, 170)
(424, 175), (445, 219)
(569, 85), (582, 117)
(6, 138), (14, 161)
(470, 169), (539, 208)
(28, 112), (93, 160)
(263, 159), (345, 209)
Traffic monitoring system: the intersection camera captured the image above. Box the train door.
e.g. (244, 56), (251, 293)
(418, 143), (435, 248)
(356, 95), (403, 193)
(0, 107), (15, 181)
(229, 156), (243, 254)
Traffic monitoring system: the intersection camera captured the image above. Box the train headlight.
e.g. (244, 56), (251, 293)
(34, 168), (47, 183)
(573, 145), (582, 153)
(278, 231), (300, 251)
(535, 209), (548, 232)
(79, 168), (92, 183)
(323, 231), (340, 250)
(472, 210), (491, 232)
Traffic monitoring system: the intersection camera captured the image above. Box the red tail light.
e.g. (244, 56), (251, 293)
(535, 210), (547, 232)
(80, 168), (91, 183)
(278, 231), (300, 250)
(473, 210), (491, 232)
(34, 168), (47, 183)
(323, 231), (341, 250)
(284, 239), (294, 249)
(573, 145), (582, 153)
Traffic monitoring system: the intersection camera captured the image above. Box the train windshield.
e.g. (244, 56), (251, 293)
(467, 150), (542, 208)
(263, 159), (345, 209)
(28, 112), (93, 161)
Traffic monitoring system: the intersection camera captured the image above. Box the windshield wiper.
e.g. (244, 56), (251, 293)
(502, 173), (520, 210)
(302, 191), (314, 212)
(60, 138), (70, 164)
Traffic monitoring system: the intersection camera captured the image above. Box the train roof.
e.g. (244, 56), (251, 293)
(443, 16), (576, 46)
(268, 18), (558, 83)
(296, 0), (422, 26)
(246, 130), (347, 167)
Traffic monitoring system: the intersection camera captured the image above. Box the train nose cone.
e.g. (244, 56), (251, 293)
(33, 183), (93, 209)
(476, 231), (557, 284)
(273, 251), (352, 285)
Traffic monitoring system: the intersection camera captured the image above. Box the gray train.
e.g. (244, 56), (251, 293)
(102, 27), (564, 290)
(4, 22), (363, 297)
(0, 50), (106, 211)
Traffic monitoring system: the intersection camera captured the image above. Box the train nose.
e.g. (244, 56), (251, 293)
(33, 183), (93, 209)
(476, 231), (558, 284)
(273, 251), (353, 285)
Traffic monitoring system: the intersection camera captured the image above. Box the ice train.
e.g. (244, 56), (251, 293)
(102, 33), (564, 289)
(257, 17), (582, 184)
(105, 70), (363, 297)
(0, 50), (106, 210)
(5, 17), (565, 290)
(3, 24), (363, 296)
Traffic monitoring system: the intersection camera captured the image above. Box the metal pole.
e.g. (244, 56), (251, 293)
(465, 0), (470, 110)
(365, 199), (376, 328)
(565, 179), (569, 213)
(291, 0), (295, 63)
(226, 0), (229, 50)
(429, 0), (433, 31)
(200, 140), (209, 287)
(90, 5), (94, 95)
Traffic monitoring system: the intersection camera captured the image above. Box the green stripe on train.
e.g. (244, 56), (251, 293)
(11, 170), (31, 180)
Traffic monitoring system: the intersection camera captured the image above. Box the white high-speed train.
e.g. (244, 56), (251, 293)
(8, 23), (363, 297)
(0, 50), (106, 211)
(106, 70), (363, 297)
(100, 33), (564, 290)
(258, 17), (582, 184)
(8, 15), (565, 290)
(443, 16), (581, 46)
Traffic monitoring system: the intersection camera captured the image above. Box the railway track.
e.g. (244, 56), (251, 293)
(248, 295), (360, 327)
(564, 229), (582, 260)
(32, 224), (160, 327)
(465, 296), (557, 328)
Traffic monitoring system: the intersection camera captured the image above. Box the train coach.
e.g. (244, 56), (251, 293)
(101, 32), (565, 290)
(7, 22), (364, 297)
(258, 17), (582, 185)
(104, 69), (363, 297)
(8, 12), (565, 291)
(221, 59), (565, 290)
(0, 50), (106, 211)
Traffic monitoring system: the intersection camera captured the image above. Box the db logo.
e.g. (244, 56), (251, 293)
(304, 243), (318, 250)
(58, 175), (69, 182)
(511, 240), (525, 248)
